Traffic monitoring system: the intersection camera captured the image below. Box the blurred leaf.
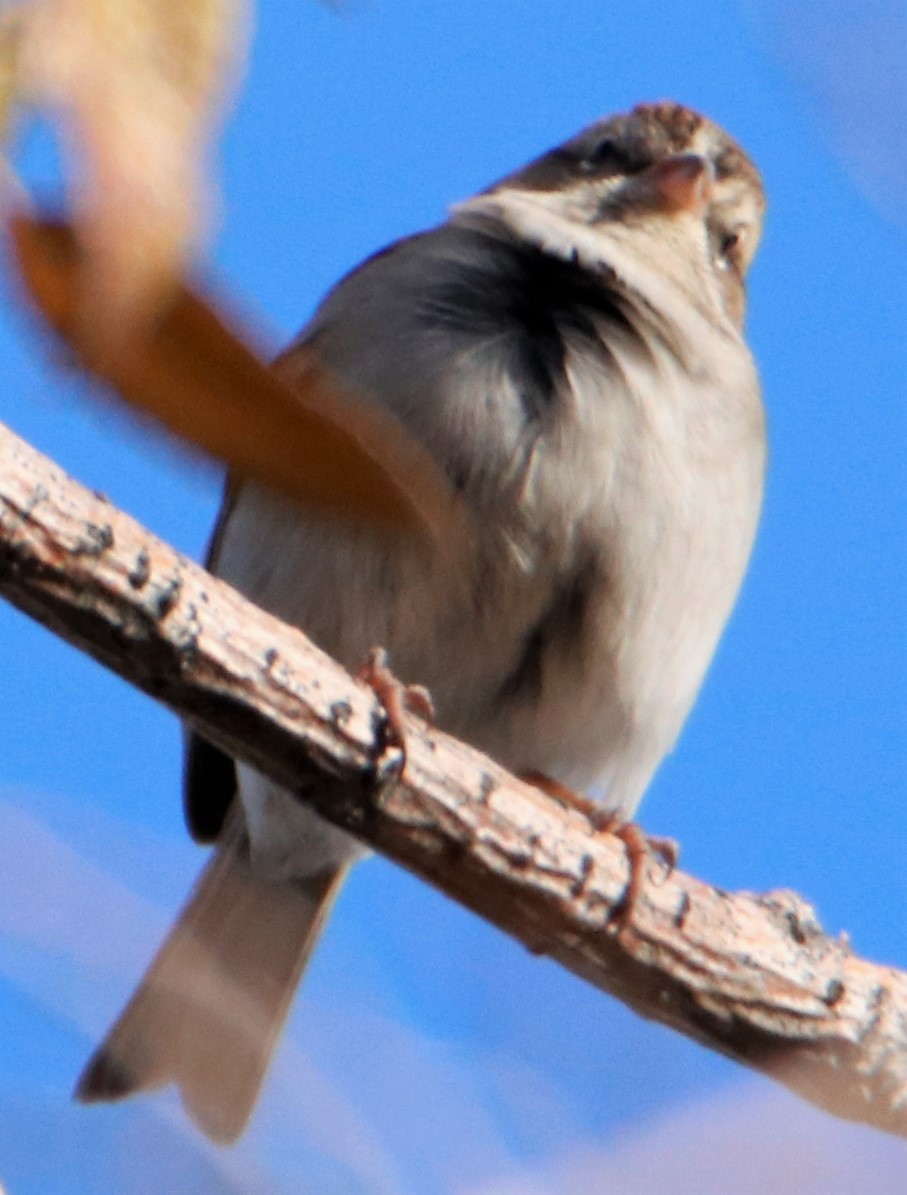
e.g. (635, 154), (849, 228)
(15, 0), (249, 340)
(0, 6), (25, 143)
(8, 214), (463, 543)
(743, 0), (907, 226)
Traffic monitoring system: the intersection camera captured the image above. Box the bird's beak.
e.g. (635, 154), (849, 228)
(642, 154), (715, 216)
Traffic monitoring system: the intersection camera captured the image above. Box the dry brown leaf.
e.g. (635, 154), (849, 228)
(8, 213), (466, 543)
(0, 7), (25, 144)
(17, 0), (248, 341)
(3, 10), (468, 551)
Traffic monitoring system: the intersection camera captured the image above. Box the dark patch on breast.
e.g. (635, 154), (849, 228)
(496, 549), (603, 708)
(498, 621), (548, 706)
(418, 229), (637, 424)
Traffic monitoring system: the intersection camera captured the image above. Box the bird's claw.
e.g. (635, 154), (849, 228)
(520, 771), (678, 929)
(356, 647), (434, 773)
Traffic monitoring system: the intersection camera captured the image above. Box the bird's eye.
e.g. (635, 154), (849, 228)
(581, 137), (621, 172)
(715, 228), (745, 273)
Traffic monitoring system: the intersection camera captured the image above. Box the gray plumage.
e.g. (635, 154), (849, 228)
(77, 102), (767, 1139)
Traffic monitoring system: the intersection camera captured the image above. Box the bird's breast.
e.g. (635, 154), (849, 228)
(489, 322), (764, 809)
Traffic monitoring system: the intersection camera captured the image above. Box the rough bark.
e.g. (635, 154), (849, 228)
(1, 418), (905, 1138)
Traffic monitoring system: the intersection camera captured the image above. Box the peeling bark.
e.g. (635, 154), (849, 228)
(2, 419), (906, 1138)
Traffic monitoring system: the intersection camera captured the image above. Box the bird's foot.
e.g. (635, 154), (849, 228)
(356, 647), (434, 773)
(521, 772), (678, 929)
(604, 820), (678, 928)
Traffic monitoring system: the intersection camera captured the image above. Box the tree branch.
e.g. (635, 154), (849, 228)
(1, 418), (906, 1138)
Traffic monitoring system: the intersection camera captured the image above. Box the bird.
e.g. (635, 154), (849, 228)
(75, 100), (767, 1142)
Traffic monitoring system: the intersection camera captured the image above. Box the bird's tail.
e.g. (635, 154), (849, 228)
(75, 827), (348, 1142)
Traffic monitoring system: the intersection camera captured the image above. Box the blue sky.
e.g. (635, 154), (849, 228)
(0, 1), (905, 1191)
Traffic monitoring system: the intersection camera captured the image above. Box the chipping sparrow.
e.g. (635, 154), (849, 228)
(77, 101), (766, 1141)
